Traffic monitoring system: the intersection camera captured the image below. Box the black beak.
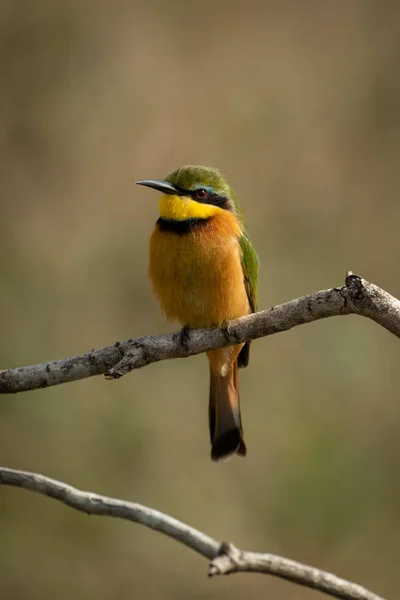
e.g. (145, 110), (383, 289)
(135, 179), (179, 195)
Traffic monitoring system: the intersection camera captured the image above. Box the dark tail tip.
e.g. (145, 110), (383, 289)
(211, 429), (247, 462)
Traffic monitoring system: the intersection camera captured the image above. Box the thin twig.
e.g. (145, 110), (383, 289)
(0, 467), (385, 600)
(1, 273), (399, 394)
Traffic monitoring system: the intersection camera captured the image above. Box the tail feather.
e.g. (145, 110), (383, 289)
(209, 361), (246, 461)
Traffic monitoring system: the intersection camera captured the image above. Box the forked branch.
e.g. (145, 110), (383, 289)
(0, 467), (385, 600)
(1, 272), (399, 394)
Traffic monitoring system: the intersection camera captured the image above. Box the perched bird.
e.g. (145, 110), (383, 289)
(136, 166), (259, 461)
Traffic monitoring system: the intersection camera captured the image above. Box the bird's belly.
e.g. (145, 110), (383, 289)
(149, 225), (250, 327)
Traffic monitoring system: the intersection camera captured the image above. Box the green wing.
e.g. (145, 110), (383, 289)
(228, 183), (259, 366)
(239, 232), (259, 313)
(238, 232), (259, 369)
(229, 184), (259, 313)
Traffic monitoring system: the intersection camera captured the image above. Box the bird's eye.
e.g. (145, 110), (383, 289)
(195, 188), (208, 200)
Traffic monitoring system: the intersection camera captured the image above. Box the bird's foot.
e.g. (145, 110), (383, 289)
(176, 324), (191, 351)
(221, 320), (232, 343)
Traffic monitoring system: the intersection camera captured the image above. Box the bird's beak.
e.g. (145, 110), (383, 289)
(135, 179), (179, 195)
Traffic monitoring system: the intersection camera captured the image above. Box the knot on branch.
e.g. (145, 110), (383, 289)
(209, 542), (243, 577)
(345, 271), (363, 299)
(105, 338), (152, 379)
(344, 272), (400, 338)
(345, 271), (373, 310)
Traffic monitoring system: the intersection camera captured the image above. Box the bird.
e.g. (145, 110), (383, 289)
(136, 165), (259, 461)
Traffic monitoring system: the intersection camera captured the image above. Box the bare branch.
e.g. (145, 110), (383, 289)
(0, 467), (385, 600)
(209, 542), (384, 600)
(1, 273), (399, 394)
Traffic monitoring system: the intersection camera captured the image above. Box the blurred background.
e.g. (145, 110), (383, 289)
(0, 1), (399, 598)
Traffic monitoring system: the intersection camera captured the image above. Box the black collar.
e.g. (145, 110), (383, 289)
(156, 217), (210, 234)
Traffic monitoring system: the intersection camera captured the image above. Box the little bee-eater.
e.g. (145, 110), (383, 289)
(137, 165), (259, 461)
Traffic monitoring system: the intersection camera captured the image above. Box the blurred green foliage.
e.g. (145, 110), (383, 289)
(1, 1), (400, 598)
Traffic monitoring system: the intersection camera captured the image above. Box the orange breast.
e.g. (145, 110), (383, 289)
(148, 212), (250, 328)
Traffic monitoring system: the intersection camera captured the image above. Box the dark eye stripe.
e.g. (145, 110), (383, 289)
(200, 194), (230, 209)
(172, 185), (230, 210)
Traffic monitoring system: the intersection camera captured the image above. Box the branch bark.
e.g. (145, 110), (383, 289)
(0, 467), (385, 600)
(1, 272), (399, 394)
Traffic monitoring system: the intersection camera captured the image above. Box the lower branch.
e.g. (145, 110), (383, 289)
(0, 467), (385, 600)
(210, 542), (383, 600)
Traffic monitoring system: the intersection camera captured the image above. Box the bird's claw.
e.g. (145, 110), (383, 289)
(177, 324), (191, 351)
(221, 320), (232, 343)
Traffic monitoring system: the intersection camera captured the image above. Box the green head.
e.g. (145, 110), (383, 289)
(136, 165), (241, 214)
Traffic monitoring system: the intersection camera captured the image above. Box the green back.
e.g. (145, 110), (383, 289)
(239, 232), (259, 313)
(228, 181), (259, 314)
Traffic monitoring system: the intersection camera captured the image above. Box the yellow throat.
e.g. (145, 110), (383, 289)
(159, 194), (222, 221)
